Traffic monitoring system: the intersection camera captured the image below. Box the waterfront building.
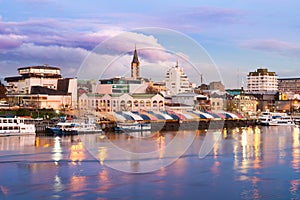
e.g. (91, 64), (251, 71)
(171, 92), (210, 111)
(165, 63), (191, 95)
(4, 65), (77, 110)
(210, 91), (226, 111)
(247, 68), (278, 93)
(171, 93), (197, 107)
(230, 94), (258, 115)
(79, 93), (164, 112)
(278, 77), (300, 93)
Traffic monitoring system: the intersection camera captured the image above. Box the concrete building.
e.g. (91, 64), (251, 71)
(210, 91), (226, 111)
(278, 78), (300, 93)
(171, 92), (210, 110)
(96, 77), (149, 94)
(209, 81), (225, 92)
(165, 62), (191, 95)
(4, 65), (77, 110)
(247, 68), (278, 93)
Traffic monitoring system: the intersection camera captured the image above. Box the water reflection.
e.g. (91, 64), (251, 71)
(291, 127), (300, 172)
(0, 135), (35, 151)
(52, 137), (62, 164)
(233, 127), (262, 178)
(1, 126), (300, 199)
(290, 179), (300, 199)
(80, 131), (196, 173)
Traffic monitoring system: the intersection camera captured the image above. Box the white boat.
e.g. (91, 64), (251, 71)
(47, 120), (103, 136)
(0, 117), (36, 136)
(115, 121), (151, 132)
(258, 112), (287, 126)
(269, 116), (295, 126)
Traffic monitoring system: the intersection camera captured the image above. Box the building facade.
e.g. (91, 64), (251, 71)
(278, 78), (300, 93)
(165, 63), (191, 95)
(209, 81), (225, 92)
(131, 48), (140, 79)
(79, 93), (165, 112)
(231, 95), (258, 115)
(247, 68), (278, 93)
(4, 65), (77, 110)
(97, 77), (148, 94)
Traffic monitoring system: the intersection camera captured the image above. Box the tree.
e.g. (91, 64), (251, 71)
(0, 81), (7, 100)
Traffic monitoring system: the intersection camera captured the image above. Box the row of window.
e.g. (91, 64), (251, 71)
(80, 99), (164, 108)
(0, 126), (20, 130)
(0, 119), (19, 124)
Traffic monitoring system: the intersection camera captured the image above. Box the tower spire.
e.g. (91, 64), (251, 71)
(132, 46), (140, 65)
(131, 46), (140, 79)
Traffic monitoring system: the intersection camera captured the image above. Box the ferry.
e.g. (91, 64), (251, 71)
(115, 121), (151, 132)
(268, 115), (295, 126)
(47, 120), (103, 136)
(0, 117), (36, 136)
(257, 112), (287, 126)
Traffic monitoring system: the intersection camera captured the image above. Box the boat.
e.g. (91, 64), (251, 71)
(257, 112), (287, 126)
(268, 115), (295, 126)
(115, 121), (151, 132)
(47, 120), (103, 136)
(0, 117), (36, 136)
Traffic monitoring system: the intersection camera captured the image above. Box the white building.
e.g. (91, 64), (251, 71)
(79, 93), (165, 112)
(247, 68), (278, 93)
(5, 65), (77, 110)
(165, 63), (191, 95)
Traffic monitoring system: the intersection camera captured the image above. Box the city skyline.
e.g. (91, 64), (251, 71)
(1, 0), (300, 88)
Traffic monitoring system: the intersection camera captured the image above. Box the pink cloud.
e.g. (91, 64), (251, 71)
(241, 39), (300, 57)
(0, 34), (25, 50)
(183, 6), (244, 24)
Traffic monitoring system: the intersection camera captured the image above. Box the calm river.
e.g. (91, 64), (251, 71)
(0, 126), (300, 200)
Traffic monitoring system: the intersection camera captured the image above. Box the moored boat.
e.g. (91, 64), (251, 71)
(268, 116), (295, 126)
(257, 112), (287, 126)
(115, 121), (151, 132)
(0, 117), (36, 136)
(47, 120), (103, 136)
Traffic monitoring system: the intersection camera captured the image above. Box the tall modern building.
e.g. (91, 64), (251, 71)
(131, 47), (140, 79)
(165, 62), (191, 95)
(247, 68), (278, 93)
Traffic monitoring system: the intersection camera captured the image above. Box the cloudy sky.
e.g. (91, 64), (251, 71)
(1, 0), (300, 88)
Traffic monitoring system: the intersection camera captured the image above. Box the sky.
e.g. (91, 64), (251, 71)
(1, 0), (300, 88)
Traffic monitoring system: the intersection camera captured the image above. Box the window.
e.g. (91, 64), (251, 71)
(159, 101), (164, 107)
(146, 100), (151, 107)
(140, 100), (145, 107)
(134, 100), (139, 107)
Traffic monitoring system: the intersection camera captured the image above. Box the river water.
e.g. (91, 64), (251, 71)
(0, 126), (299, 200)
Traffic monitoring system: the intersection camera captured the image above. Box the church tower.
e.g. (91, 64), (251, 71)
(131, 47), (140, 79)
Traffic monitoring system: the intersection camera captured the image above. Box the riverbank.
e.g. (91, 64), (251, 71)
(35, 118), (257, 136)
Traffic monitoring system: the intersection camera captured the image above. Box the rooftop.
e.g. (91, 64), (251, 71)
(18, 65), (60, 71)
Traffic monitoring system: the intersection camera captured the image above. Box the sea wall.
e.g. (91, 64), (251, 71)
(35, 118), (257, 135)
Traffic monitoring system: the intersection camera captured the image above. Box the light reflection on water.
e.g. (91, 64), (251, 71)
(0, 126), (299, 199)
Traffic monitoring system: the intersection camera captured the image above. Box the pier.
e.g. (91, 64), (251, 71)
(35, 118), (256, 135)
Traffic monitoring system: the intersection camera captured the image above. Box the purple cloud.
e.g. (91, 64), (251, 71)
(241, 39), (300, 58)
(0, 34), (25, 50)
(182, 6), (244, 24)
